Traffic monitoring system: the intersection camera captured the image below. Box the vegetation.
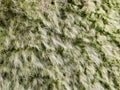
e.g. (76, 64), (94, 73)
(0, 0), (120, 90)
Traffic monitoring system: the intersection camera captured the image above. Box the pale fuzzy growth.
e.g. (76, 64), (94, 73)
(0, 0), (120, 90)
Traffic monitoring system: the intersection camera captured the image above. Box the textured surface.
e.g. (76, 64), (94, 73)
(0, 0), (120, 90)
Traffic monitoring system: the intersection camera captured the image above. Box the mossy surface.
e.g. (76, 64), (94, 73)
(0, 0), (120, 90)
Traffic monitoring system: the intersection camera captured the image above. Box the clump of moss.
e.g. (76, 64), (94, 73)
(0, 0), (120, 90)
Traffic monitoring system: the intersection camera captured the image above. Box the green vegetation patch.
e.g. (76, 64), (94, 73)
(0, 0), (120, 90)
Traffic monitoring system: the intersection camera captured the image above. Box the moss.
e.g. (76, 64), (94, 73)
(0, 0), (120, 90)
